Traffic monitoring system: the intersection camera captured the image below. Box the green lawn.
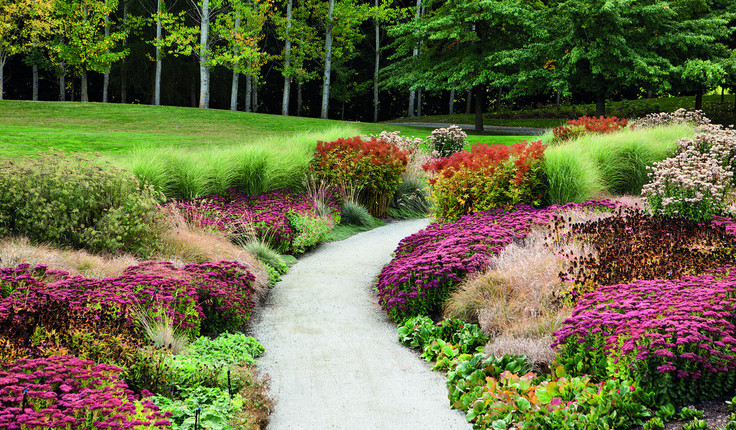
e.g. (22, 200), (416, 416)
(0, 100), (466, 157)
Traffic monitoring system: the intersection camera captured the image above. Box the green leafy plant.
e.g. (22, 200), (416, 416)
(644, 416), (665, 430)
(680, 406), (705, 421)
(0, 152), (164, 256)
(288, 211), (333, 254)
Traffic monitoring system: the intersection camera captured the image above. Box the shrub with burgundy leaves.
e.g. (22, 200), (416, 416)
(0, 355), (171, 429)
(554, 270), (736, 406)
(375, 201), (618, 322)
(309, 136), (408, 217)
(552, 115), (629, 142)
(422, 141), (547, 221)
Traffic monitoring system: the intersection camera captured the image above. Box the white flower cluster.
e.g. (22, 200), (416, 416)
(372, 130), (433, 181)
(426, 124), (467, 158)
(631, 108), (710, 128)
(642, 127), (736, 221)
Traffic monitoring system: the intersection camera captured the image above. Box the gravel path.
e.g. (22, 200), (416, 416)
(388, 122), (547, 136)
(250, 219), (471, 430)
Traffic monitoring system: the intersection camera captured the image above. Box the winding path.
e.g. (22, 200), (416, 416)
(250, 219), (471, 429)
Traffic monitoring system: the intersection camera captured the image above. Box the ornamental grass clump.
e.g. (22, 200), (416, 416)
(0, 355), (171, 429)
(553, 270), (736, 406)
(310, 136), (408, 217)
(423, 141), (547, 221)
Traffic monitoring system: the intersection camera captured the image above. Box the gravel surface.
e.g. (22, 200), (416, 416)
(250, 219), (471, 430)
(388, 122), (548, 136)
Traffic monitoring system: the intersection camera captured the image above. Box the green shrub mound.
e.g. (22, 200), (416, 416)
(0, 152), (163, 256)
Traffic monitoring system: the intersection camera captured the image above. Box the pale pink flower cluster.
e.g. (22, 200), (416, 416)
(426, 124), (467, 158)
(373, 130), (434, 181)
(631, 108), (710, 128)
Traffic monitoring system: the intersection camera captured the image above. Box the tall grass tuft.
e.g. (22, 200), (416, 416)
(543, 147), (603, 204)
(118, 125), (363, 200)
(542, 123), (693, 204)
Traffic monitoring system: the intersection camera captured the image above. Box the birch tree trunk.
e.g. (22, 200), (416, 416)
(297, 82), (303, 116)
(230, 3), (241, 111)
(198, 0), (211, 108)
(81, 69), (89, 102)
(103, 1), (110, 103)
(320, 0), (335, 119)
(407, 0), (421, 117)
(449, 89), (455, 114)
(59, 61), (66, 101)
(0, 57), (5, 100)
(155, 0), (163, 105)
(253, 79), (258, 112)
(372, 0), (379, 122)
(33, 65), (39, 101)
(121, 0), (128, 102)
(417, 88), (422, 116)
(245, 63), (252, 112)
(282, 0), (293, 115)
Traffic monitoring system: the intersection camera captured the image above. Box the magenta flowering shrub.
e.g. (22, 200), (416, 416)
(176, 188), (340, 254)
(376, 200), (619, 322)
(0, 355), (171, 429)
(553, 270), (736, 405)
(0, 260), (258, 359)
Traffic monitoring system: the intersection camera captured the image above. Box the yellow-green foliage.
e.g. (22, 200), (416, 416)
(0, 152), (163, 256)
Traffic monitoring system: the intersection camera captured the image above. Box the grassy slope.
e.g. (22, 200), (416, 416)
(0, 100), (538, 158)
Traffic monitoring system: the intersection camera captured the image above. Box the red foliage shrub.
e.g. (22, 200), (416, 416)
(422, 141), (547, 221)
(552, 116), (629, 141)
(310, 136), (408, 216)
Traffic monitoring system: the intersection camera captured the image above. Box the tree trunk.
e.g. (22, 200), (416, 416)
(474, 85), (484, 132)
(297, 82), (303, 116)
(33, 65), (39, 101)
(253, 79), (258, 112)
(495, 86), (502, 111)
(154, 0), (163, 105)
(407, 0), (421, 118)
(282, 0), (293, 115)
(417, 88), (422, 117)
(245, 69), (252, 112)
(647, 89), (653, 99)
(0, 58), (4, 100)
(556, 88), (561, 106)
(121, 0), (128, 103)
(81, 69), (89, 102)
(466, 88), (472, 114)
(595, 87), (606, 117)
(230, 5), (241, 111)
(59, 62), (66, 101)
(449, 89), (455, 114)
(722, 87), (725, 103)
(103, 1), (110, 103)
(373, 0), (379, 123)
(198, 0), (211, 108)
(320, 0), (335, 119)
(695, 91), (703, 111)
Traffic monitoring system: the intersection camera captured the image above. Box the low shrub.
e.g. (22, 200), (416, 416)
(552, 115), (629, 142)
(0, 355), (171, 429)
(423, 141), (547, 221)
(553, 270), (736, 406)
(0, 152), (163, 257)
(310, 136), (408, 217)
(427, 125), (467, 158)
(397, 316), (488, 362)
(555, 208), (736, 300)
(288, 212), (333, 254)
